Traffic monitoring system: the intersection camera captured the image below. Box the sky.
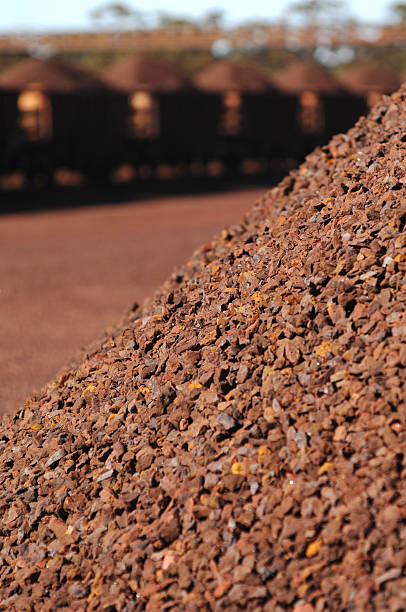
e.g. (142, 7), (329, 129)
(0, 0), (398, 32)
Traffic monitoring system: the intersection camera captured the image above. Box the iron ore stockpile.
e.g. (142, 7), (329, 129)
(2, 88), (406, 612)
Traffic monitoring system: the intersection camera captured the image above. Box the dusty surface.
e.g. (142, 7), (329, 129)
(0, 187), (264, 415)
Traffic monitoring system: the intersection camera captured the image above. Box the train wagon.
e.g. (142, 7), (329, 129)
(0, 56), (126, 183)
(273, 58), (343, 159)
(338, 63), (401, 111)
(193, 59), (272, 173)
(103, 54), (197, 173)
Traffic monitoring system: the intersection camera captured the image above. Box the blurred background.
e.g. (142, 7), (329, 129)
(1, 0), (405, 415)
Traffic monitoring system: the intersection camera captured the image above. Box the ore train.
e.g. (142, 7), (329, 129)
(0, 56), (399, 185)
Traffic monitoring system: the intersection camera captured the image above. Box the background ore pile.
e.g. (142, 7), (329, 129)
(2, 88), (406, 612)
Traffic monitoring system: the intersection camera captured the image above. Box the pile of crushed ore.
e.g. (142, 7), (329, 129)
(2, 88), (406, 612)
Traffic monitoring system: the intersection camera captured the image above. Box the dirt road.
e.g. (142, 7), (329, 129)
(1, 186), (266, 415)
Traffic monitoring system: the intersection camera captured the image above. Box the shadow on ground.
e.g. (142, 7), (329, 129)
(0, 174), (283, 216)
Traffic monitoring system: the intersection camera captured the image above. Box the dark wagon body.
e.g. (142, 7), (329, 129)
(50, 91), (127, 178)
(0, 90), (19, 174)
(241, 90), (300, 161)
(157, 91), (222, 165)
(323, 92), (367, 141)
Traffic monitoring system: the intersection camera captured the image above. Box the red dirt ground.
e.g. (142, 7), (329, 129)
(0, 187), (265, 416)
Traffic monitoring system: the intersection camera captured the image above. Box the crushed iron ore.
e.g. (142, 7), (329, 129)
(2, 88), (406, 611)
